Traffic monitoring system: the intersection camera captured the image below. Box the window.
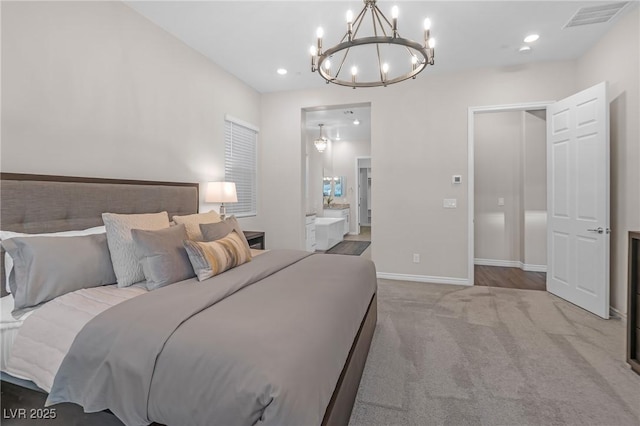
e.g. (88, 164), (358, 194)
(224, 116), (258, 217)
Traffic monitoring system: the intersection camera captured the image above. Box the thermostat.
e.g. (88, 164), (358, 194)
(452, 175), (462, 184)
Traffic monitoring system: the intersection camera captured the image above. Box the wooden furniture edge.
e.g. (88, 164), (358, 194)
(322, 292), (377, 426)
(1, 172), (200, 188)
(628, 231), (640, 375)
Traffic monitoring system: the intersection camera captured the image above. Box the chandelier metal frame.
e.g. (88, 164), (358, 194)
(310, 0), (435, 88)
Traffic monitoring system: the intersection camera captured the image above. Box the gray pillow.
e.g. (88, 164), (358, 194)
(102, 212), (170, 287)
(2, 234), (117, 317)
(200, 216), (251, 253)
(131, 224), (195, 290)
(199, 221), (233, 241)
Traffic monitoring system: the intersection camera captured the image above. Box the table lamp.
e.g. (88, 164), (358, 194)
(205, 182), (237, 219)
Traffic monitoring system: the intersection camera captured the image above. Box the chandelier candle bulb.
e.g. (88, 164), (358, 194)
(310, 45), (317, 71)
(347, 10), (354, 40)
(309, 0), (435, 88)
(324, 59), (331, 77)
(391, 6), (399, 37)
(382, 63), (389, 82)
(316, 27), (323, 53)
(423, 18), (431, 45)
(428, 38), (435, 64)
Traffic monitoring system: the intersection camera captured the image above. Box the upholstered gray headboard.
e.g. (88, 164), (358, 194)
(0, 173), (200, 296)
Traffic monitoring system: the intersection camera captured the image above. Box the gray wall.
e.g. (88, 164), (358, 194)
(474, 111), (547, 269)
(259, 61), (577, 283)
(474, 111), (523, 264)
(1, 1), (261, 229)
(523, 111), (547, 267)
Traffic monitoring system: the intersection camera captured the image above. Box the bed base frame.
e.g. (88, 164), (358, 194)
(0, 173), (377, 426)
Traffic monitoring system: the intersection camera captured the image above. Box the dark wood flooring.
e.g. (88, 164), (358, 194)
(475, 265), (546, 291)
(0, 381), (128, 426)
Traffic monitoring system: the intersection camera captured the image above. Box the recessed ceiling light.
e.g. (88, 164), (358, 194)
(524, 34), (539, 43)
(277, 68), (287, 75)
(353, 119), (360, 125)
(519, 46), (532, 53)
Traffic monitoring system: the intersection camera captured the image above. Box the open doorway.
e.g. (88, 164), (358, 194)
(468, 83), (610, 318)
(355, 157), (371, 239)
(469, 103), (551, 291)
(302, 103), (372, 255)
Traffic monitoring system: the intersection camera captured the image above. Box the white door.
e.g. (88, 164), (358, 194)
(547, 82), (610, 318)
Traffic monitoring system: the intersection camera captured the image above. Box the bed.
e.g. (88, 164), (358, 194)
(0, 173), (377, 426)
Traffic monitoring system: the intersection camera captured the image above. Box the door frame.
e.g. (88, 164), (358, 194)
(354, 156), (371, 235)
(467, 101), (554, 286)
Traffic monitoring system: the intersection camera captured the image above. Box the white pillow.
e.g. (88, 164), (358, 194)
(1, 226), (106, 294)
(102, 212), (170, 287)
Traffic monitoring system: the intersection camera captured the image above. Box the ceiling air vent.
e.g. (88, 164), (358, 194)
(564, 2), (628, 28)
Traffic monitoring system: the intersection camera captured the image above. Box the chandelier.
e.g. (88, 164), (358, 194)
(310, 0), (435, 88)
(314, 124), (329, 153)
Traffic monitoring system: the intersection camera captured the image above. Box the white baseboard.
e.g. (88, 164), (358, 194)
(377, 272), (470, 286)
(610, 306), (627, 320)
(475, 258), (521, 268)
(522, 264), (547, 272)
(474, 258), (547, 273)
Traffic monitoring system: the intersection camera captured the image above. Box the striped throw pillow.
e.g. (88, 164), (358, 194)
(183, 231), (252, 281)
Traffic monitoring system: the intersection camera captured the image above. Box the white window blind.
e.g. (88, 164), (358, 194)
(224, 117), (258, 217)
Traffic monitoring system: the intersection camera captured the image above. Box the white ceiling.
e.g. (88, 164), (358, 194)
(126, 1), (636, 94)
(305, 104), (372, 143)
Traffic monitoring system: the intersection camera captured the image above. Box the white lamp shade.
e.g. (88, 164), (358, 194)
(205, 182), (238, 203)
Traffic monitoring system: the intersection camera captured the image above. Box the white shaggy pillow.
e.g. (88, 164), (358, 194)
(172, 210), (221, 241)
(102, 212), (170, 287)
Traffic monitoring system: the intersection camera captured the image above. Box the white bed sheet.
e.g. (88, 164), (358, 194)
(0, 295), (33, 371)
(4, 285), (147, 391)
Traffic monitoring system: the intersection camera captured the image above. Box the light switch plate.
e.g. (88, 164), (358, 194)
(498, 197), (505, 206)
(443, 198), (457, 208)
(452, 175), (462, 184)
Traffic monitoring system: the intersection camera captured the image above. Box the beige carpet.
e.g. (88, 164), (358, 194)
(349, 279), (640, 426)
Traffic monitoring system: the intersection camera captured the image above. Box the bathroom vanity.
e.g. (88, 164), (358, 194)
(305, 213), (316, 252)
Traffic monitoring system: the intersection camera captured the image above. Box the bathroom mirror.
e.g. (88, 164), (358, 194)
(323, 177), (332, 197)
(323, 176), (346, 198)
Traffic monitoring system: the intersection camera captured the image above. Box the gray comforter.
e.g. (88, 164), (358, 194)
(47, 250), (376, 426)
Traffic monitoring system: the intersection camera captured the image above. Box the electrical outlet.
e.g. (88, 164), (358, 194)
(443, 198), (457, 208)
(413, 253), (420, 263)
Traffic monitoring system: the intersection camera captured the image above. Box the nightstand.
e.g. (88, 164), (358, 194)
(243, 231), (265, 250)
